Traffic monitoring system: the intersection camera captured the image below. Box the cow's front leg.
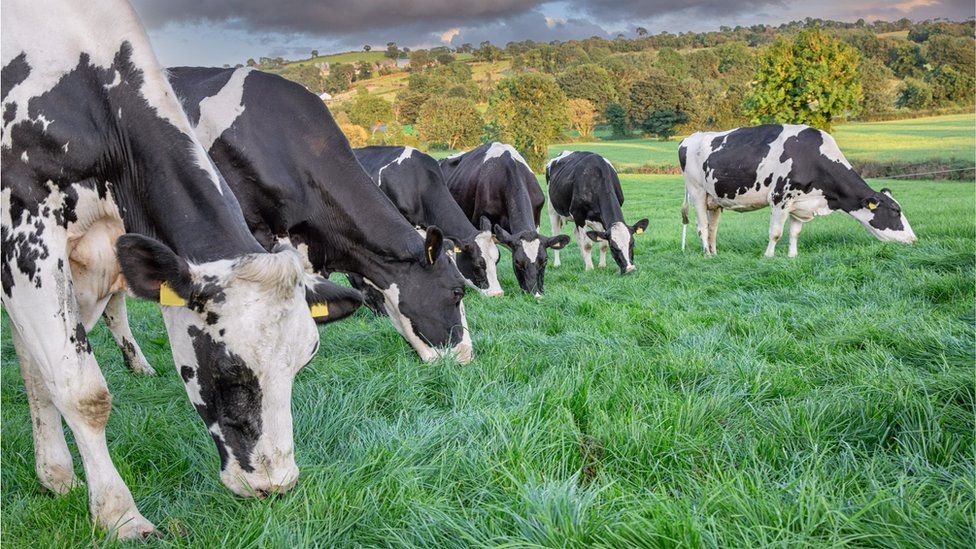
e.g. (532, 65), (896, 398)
(765, 207), (788, 257)
(689, 190), (711, 256)
(101, 292), (155, 375)
(706, 206), (723, 255)
(788, 216), (804, 258)
(547, 203), (563, 267)
(598, 240), (608, 268)
(10, 324), (78, 494)
(575, 226), (594, 270)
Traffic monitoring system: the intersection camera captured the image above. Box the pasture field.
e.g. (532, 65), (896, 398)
(550, 113), (976, 171)
(2, 173), (973, 547)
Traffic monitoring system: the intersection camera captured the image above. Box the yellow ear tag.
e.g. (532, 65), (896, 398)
(867, 202), (877, 210)
(453, 246), (462, 253)
(159, 282), (186, 307)
(635, 228), (644, 235)
(309, 303), (330, 318)
(427, 246), (435, 264)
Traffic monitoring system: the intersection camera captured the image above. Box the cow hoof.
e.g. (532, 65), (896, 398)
(130, 361), (157, 376)
(482, 289), (504, 297)
(38, 465), (79, 495)
(103, 510), (156, 540)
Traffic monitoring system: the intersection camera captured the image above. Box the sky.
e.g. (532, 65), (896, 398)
(131, 0), (975, 67)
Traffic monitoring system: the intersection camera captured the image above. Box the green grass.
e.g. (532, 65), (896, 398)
(550, 113), (976, 170)
(3, 174), (974, 547)
(288, 51), (389, 67)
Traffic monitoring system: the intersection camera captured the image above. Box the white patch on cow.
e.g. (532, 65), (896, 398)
(521, 239), (541, 264)
(62, 142), (69, 153)
(818, 132), (853, 169)
(104, 70), (121, 89)
(194, 67), (252, 151)
(609, 222), (633, 269)
(377, 147), (415, 186)
(474, 231), (503, 296)
(485, 142), (531, 170)
(848, 207), (918, 243)
(20, 151), (28, 163)
(546, 150), (575, 173)
(789, 188), (833, 221)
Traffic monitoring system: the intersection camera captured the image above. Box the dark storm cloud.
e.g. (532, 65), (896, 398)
(447, 10), (610, 48)
(572, 0), (786, 20)
(132, 0), (548, 35)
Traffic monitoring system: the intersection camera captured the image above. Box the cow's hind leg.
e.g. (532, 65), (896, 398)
(4, 230), (154, 538)
(10, 324), (78, 494)
(575, 225), (594, 270)
(102, 292), (155, 375)
(547, 202), (563, 267)
(765, 207), (789, 257)
(598, 240), (609, 268)
(788, 215), (805, 258)
(706, 206), (723, 256)
(688, 189), (711, 256)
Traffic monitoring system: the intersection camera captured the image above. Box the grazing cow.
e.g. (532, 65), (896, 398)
(440, 143), (569, 296)
(679, 124), (917, 257)
(1, 0), (359, 538)
(167, 67), (473, 363)
(354, 145), (503, 297)
(546, 151), (649, 274)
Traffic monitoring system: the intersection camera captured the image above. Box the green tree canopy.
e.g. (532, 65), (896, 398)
(746, 28), (862, 131)
(349, 90), (395, 130)
(487, 73), (569, 171)
(416, 96), (483, 150)
(556, 64), (618, 110)
(627, 70), (689, 128)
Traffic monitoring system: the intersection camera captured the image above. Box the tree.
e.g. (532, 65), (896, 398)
(324, 63), (356, 94)
(410, 49), (434, 71)
(924, 35), (976, 78)
(859, 57), (896, 114)
(627, 70), (689, 127)
(348, 89), (395, 130)
(567, 98), (598, 139)
(340, 122), (368, 147)
(895, 78), (932, 110)
(393, 89), (429, 124)
(605, 102), (629, 138)
(246, 58), (256, 67)
(641, 109), (689, 140)
(746, 28), (862, 132)
(486, 73), (569, 171)
(385, 42), (399, 59)
(435, 52), (457, 65)
(310, 50), (319, 58)
(357, 61), (374, 80)
(278, 63), (327, 93)
(556, 64), (618, 109)
(364, 44), (372, 52)
(475, 41), (503, 63)
(416, 96), (483, 149)
(636, 27), (648, 37)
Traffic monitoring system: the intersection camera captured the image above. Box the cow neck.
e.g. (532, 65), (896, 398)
(421, 175), (479, 242)
(819, 164), (876, 213)
(104, 64), (264, 263)
(503, 171), (539, 234)
(593, 183), (626, 229)
(307, 155), (424, 287)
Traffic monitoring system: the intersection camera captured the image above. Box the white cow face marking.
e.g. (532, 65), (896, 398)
(494, 225), (568, 296)
(848, 189), (917, 244)
(608, 222), (634, 272)
(474, 231), (503, 297)
(117, 236), (325, 497)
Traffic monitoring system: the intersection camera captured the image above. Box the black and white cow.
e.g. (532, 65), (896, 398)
(440, 143), (569, 297)
(167, 67), (473, 363)
(1, 0), (360, 538)
(679, 124), (917, 257)
(546, 151), (649, 274)
(354, 146), (504, 297)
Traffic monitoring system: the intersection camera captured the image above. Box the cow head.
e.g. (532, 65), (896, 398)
(365, 226), (473, 363)
(452, 218), (503, 296)
(117, 234), (361, 498)
(493, 224), (569, 297)
(850, 188), (917, 244)
(586, 218), (649, 274)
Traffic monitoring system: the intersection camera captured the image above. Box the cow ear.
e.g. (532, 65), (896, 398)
(880, 188), (892, 197)
(479, 216), (492, 232)
(493, 224), (515, 249)
(546, 234), (570, 250)
(631, 218), (649, 235)
(116, 234), (193, 303)
(304, 274), (363, 324)
(585, 230), (607, 243)
(862, 196), (880, 211)
(423, 225), (445, 265)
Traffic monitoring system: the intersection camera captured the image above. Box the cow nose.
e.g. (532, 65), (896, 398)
(451, 341), (473, 364)
(624, 265), (636, 274)
(483, 289), (504, 297)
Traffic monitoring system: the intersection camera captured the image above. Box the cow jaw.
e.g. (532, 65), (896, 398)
(475, 231), (503, 297)
(848, 208), (918, 244)
(368, 281), (473, 364)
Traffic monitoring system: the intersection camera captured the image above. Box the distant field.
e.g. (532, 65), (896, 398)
(289, 51), (388, 67)
(3, 175), (972, 546)
(548, 113), (976, 170)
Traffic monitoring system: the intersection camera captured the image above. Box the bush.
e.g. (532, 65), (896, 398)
(605, 102), (629, 139)
(567, 99), (598, 139)
(416, 96), (483, 150)
(340, 123), (368, 147)
(641, 109), (689, 140)
(896, 78), (933, 110)
(486, 73), (569, 171)
(556, 64), (618, 110)
(348, 90), (395, 130)
(394, 89), (428, 125)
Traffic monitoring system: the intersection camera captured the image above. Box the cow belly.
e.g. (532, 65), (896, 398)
(709, 184), (770, 212)
(67, 188), (126, 329)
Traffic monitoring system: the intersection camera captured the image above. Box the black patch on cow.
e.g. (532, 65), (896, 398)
(187, 325), (262, 473)
(3, 102), (16, 125)
(1, 53), (30, 101)
(120, 339), (137, 371)
(180, 365), (195, 381)
(704, 125), (785, 200)
(70, 322), (91, 355)
(677, 144), (687, 171)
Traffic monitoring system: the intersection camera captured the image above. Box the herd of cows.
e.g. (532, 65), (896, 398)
(1, 0), (919, 539)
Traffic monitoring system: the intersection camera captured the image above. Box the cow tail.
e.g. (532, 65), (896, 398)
(681, 189), (689, 251)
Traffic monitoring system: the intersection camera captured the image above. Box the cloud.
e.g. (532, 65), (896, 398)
(440, 28), (461, 43)
(445, 10), (610, 47)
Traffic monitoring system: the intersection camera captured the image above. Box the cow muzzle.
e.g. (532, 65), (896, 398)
(221, 460), (299, 498)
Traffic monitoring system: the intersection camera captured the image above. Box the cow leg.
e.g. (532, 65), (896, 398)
(788, 216), (805, 258)
(101, 292), (155, 375)
(3, 235), (154, 538)
(706, 206), (723, 255)
(598, 240), (608, 268)
(575, 226), (594, 270)
(547, 203), (563, 267)
(689, 189), (711, 256)
(10, 323), (79, 494)
(765, 207), (788, 257)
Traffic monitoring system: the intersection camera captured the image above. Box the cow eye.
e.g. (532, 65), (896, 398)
(452, 287), (465, 303)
